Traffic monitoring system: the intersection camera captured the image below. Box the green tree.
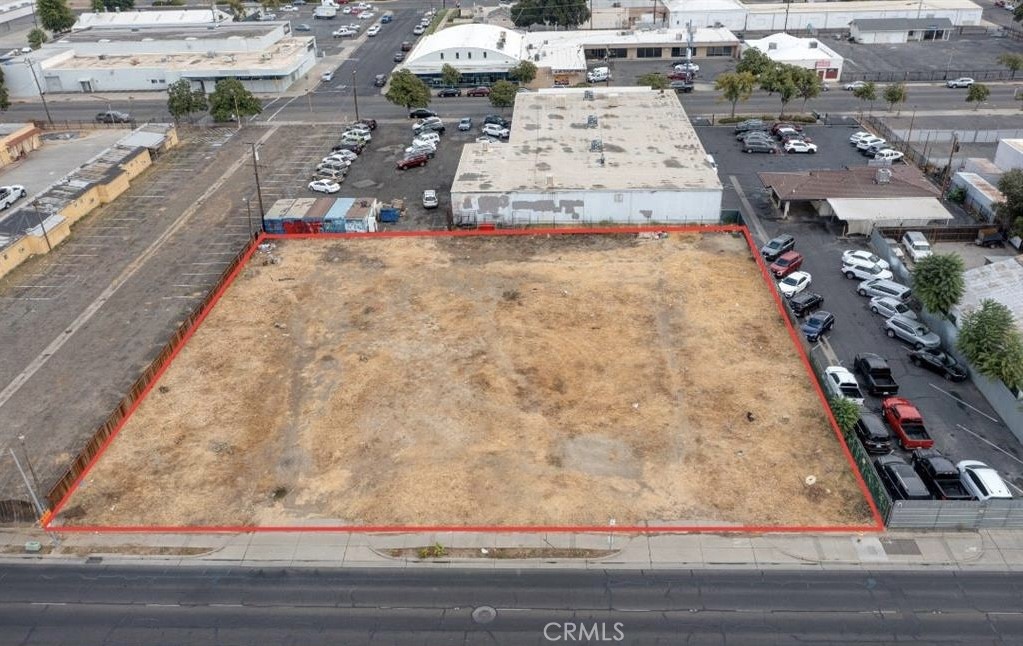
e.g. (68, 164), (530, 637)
(760, 64), (799, 118)
(384, 69), (431, 109)
(508, 60), (537, 85)
(208, 79), (261, 122)
(912, 253), (965, 316)
(996, 168), (1023, 237)
(27, 27), (47, 50)
(489, 79), (517, 110)
(957, 299), (1023, 391)
(966, 82), (990, 110)
(440, 64), (461, 87)
(883, 82), (908, 114)
(37, 0), (75, 33)
(735, 47), (774, 78)
(97, 0), (134, 9)
(714, 71), (756, 117)
(511, 0), (589, 28)
(0, 68), (10, 112)
(637, 72), (668, 90)
(166, 79), (208, 123)
(997, 53), (1023, 80)
(852, 81), (877, 116)
(90, 0), (103, 11)
(794, 68), (822, 111)
(828, 396), (861, 435)
(1016, 3), (1023, 21)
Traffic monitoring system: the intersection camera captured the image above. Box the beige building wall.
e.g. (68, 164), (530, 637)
(0, 124), (43, 169)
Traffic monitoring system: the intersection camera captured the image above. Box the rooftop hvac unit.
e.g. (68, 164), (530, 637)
(534, 54), (539, 61)
(768, 42), (778, 50)
(809, 40), (818, 48)
(590, 139), (602, 152)
(875, 168), (893, 184)
(261, 53), (271, 61)
(587, 115), (598, 128)
(206, 51), (216, 58)
(546, 174), (554, 188)
(584, 90), (594, 100)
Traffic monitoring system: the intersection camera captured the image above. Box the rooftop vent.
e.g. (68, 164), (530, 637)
(809, 40), (818, 48)
(875, 168), (893, 184)
(546, 174), (554, 188)
(586, 115), (597, 128)
(590, 139), (603, 152)
(206, 51), (216, 58)
(584, 90), (594, 100)
(768, 42), (777, 50)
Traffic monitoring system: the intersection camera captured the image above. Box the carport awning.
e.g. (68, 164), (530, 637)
(826, 197), (953, 236)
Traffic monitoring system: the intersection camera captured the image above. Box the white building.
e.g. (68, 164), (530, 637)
(849, 17), (954, 43)
(664, 0), (748, 31)
(71, 8), (232, 30)
(742, 33), (843, 81)
(994, 139), (1023, 172)
(2, 21), (316, 97)
(450, 87), (723, 227)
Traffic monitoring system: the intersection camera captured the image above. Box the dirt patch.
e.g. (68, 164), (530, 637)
(56, 233), (872, 528)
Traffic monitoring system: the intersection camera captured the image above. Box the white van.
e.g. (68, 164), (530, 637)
(901, 231), (932, 262)
(587, 66), (610, 83)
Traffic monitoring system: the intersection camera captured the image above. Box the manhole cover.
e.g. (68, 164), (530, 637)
(472, 605), (497, 625)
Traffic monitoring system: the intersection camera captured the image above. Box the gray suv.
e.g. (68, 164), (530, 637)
(884, 314), (941, 350)
(857, 278), (912, 301)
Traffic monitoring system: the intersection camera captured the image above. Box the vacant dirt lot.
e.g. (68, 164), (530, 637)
(57, 233), (872, 528)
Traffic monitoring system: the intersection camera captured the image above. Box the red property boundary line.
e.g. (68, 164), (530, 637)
(44, 225), (884, 534)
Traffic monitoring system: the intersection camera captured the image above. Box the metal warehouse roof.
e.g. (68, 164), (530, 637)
(956, 256), (1023, 336)
(760, 166), (938, 201)
(850, 17), (954, 31)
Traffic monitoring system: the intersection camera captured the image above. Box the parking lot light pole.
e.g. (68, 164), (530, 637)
(243, 197), (254, 238)
(352, 69), (360, 122)
(248, 143), (266, 229)
(25, 58), (53, 126)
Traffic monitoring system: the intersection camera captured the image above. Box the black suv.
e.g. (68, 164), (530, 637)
(875, 455), (932, 501)
(733, 119), (766, 133)
(854, 411), (893, 454)
(907, 348), (968, 381)
(760, 234), (795, 260)
(408, 108), (437, 119)
(788, 291), (823, 318)
(436, 87), (462, 97)
(374, 74), (387, 87)
(483, 114), (510, 128)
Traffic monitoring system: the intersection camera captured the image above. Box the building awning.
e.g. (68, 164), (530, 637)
(826, 197), (953, 235)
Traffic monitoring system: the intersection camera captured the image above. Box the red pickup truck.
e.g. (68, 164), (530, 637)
(882, 397), (934, 450)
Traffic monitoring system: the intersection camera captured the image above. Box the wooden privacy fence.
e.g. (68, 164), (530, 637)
(44, 236), (258, 510)
(876, 224), (994, 243)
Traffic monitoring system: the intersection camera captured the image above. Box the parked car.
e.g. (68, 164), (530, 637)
(801, 310), (835, 343)
(853, 353), (899, 396)
(317, 159), (348, 174)
(458, 117), (473, 131)
(778, 271), (812, 298)
(760, 234), (795, 260)
(824, 366), (865, 406)
(437, 87), (462, 97)
(422, 189), (439, 209)
(408, 108), (437, 119)
(784, 140), (818, 154)
(856, 136), (886, 152)
(734, 119), (766, 133)
(396, 153), (429, 170)
(843, 81), (867, 91)
(412, 24), (426, 34)
(769, 251), (804, 277)
(743, 140), (779, 154)
(869, 295), (917, 320)
(737, 131), (774, 144)
(393, 51), (405, 62)
(483, 114), (510, 127)
(912, 450), (975, 500)
(343, 126), (372, 140)
(321, 70), (335, 82)
(332, 142), (364, 154)
(854, 411), (894, 454)
(308, 179), (341, 194)
(874, 149), (905, 162)
(413, 132), (440, 147)
(355, 118), (377, 130)
(413, 117), (445, 134)
(404, 144), (436, 158)
(975, 227), (1007, 248)
(788, 291), (824, 318)
(466, 86), (491, 97)
(401, 41), (413, 51)
(481, 123), (510, 139)
(842, 258), (893, 281)
(673, 61), (699, 73)
(856, 278), (912, 301)
(882, 396), (933, 449)
(907, 348), (968, 381)
(328, 149), (358, 162)
(842, 249), (890, 271)
(669, 80), (694, 93)
(957, 461), (1013, 500)
(0, 185), (27, 210)
(946, 77), (974, 88)
(901, 231), (932, 262)
(884, 314), (941, 350)
(366, 25), (380, 36)
(775, 127), (808, 141)
(294, 23), (312, 31)
(849, 131), (874, 144)
(332, 28), (356, 37)
(95, 110), (132, 123)
(314, 168), (346, 182)
(875, 455), (933, 501)
(319, 155), (351, 168)
(374, 74), (387, 87)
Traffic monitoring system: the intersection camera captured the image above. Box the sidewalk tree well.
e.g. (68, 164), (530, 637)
(637, 72), (668, 90)
(966, 82), (990, 110)
(167, 79), (209, 123)
(714, 71), (756, 117)
(208, 79), (262, 122)
(440, 63), (461, 88)
(883, 82), (908, 114)
(508, 60), (537, 85)
(956, 299), (1023, 392)
(488, 80), (517, 110)
(385, 69), (431, 109)
(911, 253), (965, 316)
(37, 0), (75, 33)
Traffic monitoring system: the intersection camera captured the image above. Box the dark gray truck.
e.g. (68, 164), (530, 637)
(854, 353), (900, 396)
(912, 450), (975, 501)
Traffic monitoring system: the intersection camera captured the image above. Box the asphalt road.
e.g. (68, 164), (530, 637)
(2, 563), (1023, 644)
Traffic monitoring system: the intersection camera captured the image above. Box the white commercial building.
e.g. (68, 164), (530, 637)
(71, 8), (232, 30)
(450, 87), (723, 227)
(995, 139), (1023, 172)
(664, 0), (747, 30)
(849, 17), (954, 43)
(1, 20), (316, 97)
(742, 33), (844, 81)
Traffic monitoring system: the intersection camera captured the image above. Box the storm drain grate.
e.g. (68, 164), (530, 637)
(880, 538), (922, 556)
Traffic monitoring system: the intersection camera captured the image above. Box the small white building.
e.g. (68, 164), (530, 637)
(741, 0), (981, 32)
(994, 139), (1023, 172)
(450, 87), (723, 227)
(849, 17), (954, 43)
(71, 9), (232, 30)
(742, 33), (843, 81)
(664, 0), (747, 31)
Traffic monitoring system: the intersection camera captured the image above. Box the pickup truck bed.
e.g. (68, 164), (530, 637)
(883, 397), (933, 450)
(912, 450), (975, 500)
(854, 353), (900, 396)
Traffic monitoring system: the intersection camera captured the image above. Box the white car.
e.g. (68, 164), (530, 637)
(414, 131), (440, 145)
(333, 28), (357, 37)
(824, 366), (865, 406)
(422, 189), (439, 209)
(849, 131), (873, 145)
(475, 136), (497, 143)
(778, 271), (811, 298)
(868, 295), (917, 320)
(946, 77), (974, 89)
(957, 461), (1012, 500)
(843, 81), (866, 91)
(366, 25), (380, 36)
(784, 140), (818, 154)
(321, 155), (352, 168)
(842, 257), (893, 281)
(412, 24), (426, 35)
(329, 149), (358, 162)
(842, 249), (890, 271)
(0, 184), (27, 210)
(308, 179), (341, 194)
(673, 62), (699, 73)
(481, 123), (509, 139)
(856, 136), (885, 151)
(321, 70), (335, 82)
(280, 5), (297, 11)
(405, 144), (436, 157)
(340, 131), (370, 144)
(359, 11), (375, 19)
(344, 126), (372, 141)
(341, 6), (352, 13)
(874, 149), (904, 162)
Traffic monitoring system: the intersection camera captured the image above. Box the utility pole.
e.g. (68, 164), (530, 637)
(25, 58), (53, 125)
(9, 448), (45, 522)
(249, 143), (266, 229)
(589, 0), (593, 29)
(352, 68), (360, 121)
(943, 132), (959, 190)
(233, 92), (241, 131)
(31, 201), (52, 252)
(784, 0), (792, 33)
(243, 197), (254, 238)
(905, 105), (917, 155)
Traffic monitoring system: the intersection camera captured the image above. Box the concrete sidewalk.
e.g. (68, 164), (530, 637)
(3, 527), (1023, 571)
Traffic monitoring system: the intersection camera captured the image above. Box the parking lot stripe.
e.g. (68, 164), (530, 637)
(955, 423), (1023, 464)
(931, 384), (1001, 423)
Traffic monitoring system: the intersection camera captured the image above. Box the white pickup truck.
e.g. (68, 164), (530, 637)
(0, 185), (27, 210)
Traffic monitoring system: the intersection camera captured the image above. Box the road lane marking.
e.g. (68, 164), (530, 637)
(930, 383), (1001, 423)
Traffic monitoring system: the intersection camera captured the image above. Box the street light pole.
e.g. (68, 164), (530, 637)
(243, 197), (253, 238)
(17, 435), (41, 497)
(25, 58), (53, 126)
(248, 143), (266, 230)
(352, 68), (360, 122)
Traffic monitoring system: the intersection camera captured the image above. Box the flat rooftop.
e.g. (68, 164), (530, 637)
(759, 166), (939, 201)
(748, 0), (980, 13)
(959, 256), (1023, 336)
(452, 88), (721, 194)
(55, 23), (277, 43)
(49, 36), (312, 72)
